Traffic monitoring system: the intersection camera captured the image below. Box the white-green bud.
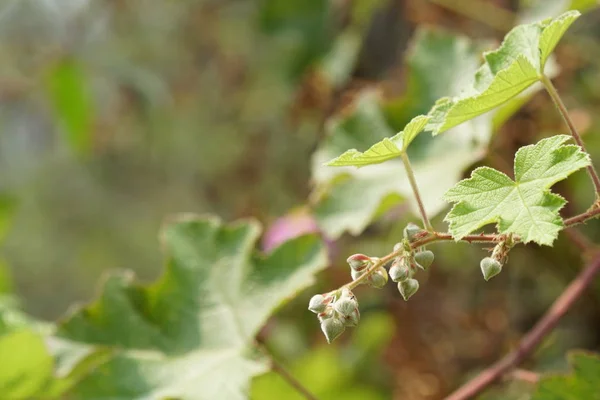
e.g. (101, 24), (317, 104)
(368, 266), (388, 288)
(480, 257), (502, 281)
(403, 223), (422, 241)
(321, 316), (345, 343)
(308, 294), (327, 313)
(346, 254), (372, 271)
(334, 298), (357, 317)
(389, 260), (411, 282)
(414, 250), (434, 270)
(317, 307), (335, 323)
(351, 269), (363, 281)
(344, 308), (360, 327)
(398, 278), (419, 301)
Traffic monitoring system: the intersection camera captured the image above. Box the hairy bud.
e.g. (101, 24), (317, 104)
(403, 223), (422, 241)
(308, 294), (328, 313)
(334, 298), (358, 317)
(480, 257), (502, 281)
(346, 254), (372, 271)
(368, 266), (388, 288)
(321, 317), (345, 343)
(398, 278), (419, 301)
(389, 259), (411, 282)
(344, 308), (360, 327)
(414, 250), (434, 270)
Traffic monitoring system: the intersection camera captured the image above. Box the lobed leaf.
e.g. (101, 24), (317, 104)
(53, 216), (327, 399)
(444, 135), (590, 245)
(428, 10), (580, 134)
(311, 30), (493, 238)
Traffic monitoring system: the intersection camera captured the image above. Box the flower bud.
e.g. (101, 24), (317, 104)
(346, 254), (372, 271)
(414, 250), (434, 270)
(403, 223), (422, 241)
(344, 308), (360, 327)
(334, 298), (358, 317)
(317, 307), (335, 323)
(480, 257), (502, 281)
(393, 242), (403, 252)
(308, 294), (327, 313)
(398, 278), (419, 301)
(351, 269), (363, 282)
(368, 266), (388, 288)
(321, 316), (345, 343)
(389, 260), (411, 282)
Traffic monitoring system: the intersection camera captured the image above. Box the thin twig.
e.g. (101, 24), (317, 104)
(257, 343), (319, 400)
(401, 153), (433, 231)
(564, 206), (600, 227)
(445, 253), (600, 400)
(344, 232), (502, 290)
(541, 74), (600, 196)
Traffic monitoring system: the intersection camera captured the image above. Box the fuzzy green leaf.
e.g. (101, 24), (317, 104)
(428, 11), (580, 134)
(57, 216), (327, 399)
(532, 351), (600, 400)
(444, 135), (590, 245)
(311, 29), (493, 238)
(325, 115), (429, 167)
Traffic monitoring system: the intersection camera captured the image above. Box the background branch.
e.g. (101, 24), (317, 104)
(445, 253), (600, 400)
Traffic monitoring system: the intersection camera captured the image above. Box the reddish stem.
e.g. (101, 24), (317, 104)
(445, 254), (600, 400)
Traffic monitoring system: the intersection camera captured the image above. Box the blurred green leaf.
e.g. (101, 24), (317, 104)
(0, 330), (54, 398)
(532, 351), (600, 400)
(0, 195), (16, 243)
(44, 58), (94, 156)
(311, 29), (492, 238)
(56, 216), (327, 399)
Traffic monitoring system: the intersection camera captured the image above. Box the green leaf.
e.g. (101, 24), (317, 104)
(532, 351), (600, 400)
(444, 135), (590, 245)
(311, 29), (493, 238)
(58, 216), (327, 399)
(325, 115), (429, 167)
(0, 330), (54, 398)
(45, 58), (94, 156)
(428, 11), (580, 134)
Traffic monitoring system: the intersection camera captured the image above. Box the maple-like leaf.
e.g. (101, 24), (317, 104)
(444, 135), (590, 245)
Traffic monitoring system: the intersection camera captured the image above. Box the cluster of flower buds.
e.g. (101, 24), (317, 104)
(308, 288), (359, 343)
(346, 254), (388, 288)
(480, 236), (513, 281)
(387, 225), (435, 300)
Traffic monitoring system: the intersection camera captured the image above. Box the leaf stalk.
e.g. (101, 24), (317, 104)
(401, 153), (434, 231)
(541, 74), (600, 196)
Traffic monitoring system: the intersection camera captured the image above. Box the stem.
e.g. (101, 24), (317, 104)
(257, 343), (318, 400)
(564, 206), (600, 227)
(401, 153), (433, 231)
(344, 232), (501, 290)
(541, 74), (600, 196)
(446, 253), (600, 400)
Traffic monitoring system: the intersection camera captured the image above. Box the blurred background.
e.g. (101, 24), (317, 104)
(1, 0), (600, 399)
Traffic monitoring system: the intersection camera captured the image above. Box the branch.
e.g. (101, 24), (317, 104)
(445, 253), (600, 400)
(401, 153), (433, 231)
(344, 232), (502, 290)
(564, 206), (600, 227)
(256, 343), (319, 400)
(541, 74), (600, 196)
